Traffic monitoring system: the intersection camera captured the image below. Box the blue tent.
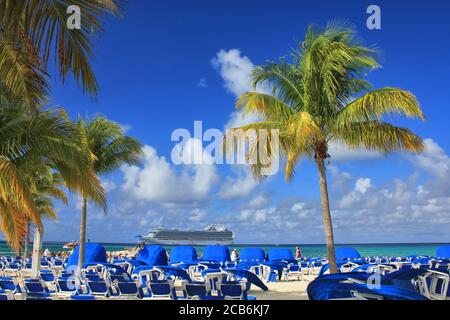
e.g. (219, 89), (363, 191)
(268, 248), (295, 262)
(136, 245), (168, 267)
(201, 245), (230, 263)
(66, 243), (107, 271)
(335, 247), (361, 261)
(240, 248), (265, 261)
(436, 245), (450, 259)
(169, 246), (198, 264)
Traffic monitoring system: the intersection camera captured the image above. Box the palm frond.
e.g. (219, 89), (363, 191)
(336, 88), (425, 125)
(332, 121), (424, 154)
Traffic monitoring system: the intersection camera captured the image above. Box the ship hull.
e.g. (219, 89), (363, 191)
(141, 238), (234, 246)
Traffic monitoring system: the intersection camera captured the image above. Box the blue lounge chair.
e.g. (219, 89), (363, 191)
(307, 272), (428, 300)
(0, 277), (22, 300)
(217, 280), (256, 300)
(181, 281), (211, 299)
(23, 279), (52, 300)
(146, 279), (176, 299)
(86, 280), (114, 298)
(114, 280), (143, 299)
(282, 263), (303, 281)
(415, 270), (450, 300)
(55, 277), (83, 297)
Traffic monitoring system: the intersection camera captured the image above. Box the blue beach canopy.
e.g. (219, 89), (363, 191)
(436, 245), (450, 259)
(307, 273), (427, 300)
(66, 243), (107, 271)
(240, 248), (265, 261)
(201, 245), (230, 263)
(268, 248), (295, 262)
(136, 245), (168, 267)
(169, 246), (198, 264)
(335, 247), (361, 261)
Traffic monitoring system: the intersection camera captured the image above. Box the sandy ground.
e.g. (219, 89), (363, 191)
(250, 275), (315, 300)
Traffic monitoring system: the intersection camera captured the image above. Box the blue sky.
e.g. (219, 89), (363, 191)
(36, 0), (450, 244)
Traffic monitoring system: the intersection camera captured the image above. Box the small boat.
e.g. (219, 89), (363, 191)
(63, 241), (78, 249)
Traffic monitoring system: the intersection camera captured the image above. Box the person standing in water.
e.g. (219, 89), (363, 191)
(295, 247), (302, 260)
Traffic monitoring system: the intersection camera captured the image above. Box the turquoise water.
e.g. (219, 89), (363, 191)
(3, 241), (448, 257)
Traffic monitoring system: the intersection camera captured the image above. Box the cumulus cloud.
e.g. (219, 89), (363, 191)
(355, 178), (372, 194)
(212, 49), (270, 129)
(328, 141), (382, 162)
(121, 142), (218, 205)
(415, 139), (449, 178)
(219, 166), (259, 200)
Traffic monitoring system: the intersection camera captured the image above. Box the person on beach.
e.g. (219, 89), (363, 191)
(231, 248), (239, 262)
(295, 247), (302, 260)
(43, 248), (51, 257)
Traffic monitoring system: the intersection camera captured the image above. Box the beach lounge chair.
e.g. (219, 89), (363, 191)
(309, 261), (323, 276)
(114, 280), (143, 299)
(86, 280), (114, 298)
(146, 279), (176, 299)
(82, 269), (102, 282)
(23, 279), (52, 300)
(136, 269), (164, 288)
(55, 277), (83, 297)
(3, 262), (21, 277)
(282, 263), (303, 281)
(181, 280), (211, 299)
(0, 277), (23, 300)
(415, 270), (450, 300)
(217, 279), (255, 300)
(0, 289), (10, 300)
(308, 273), (428, 300)
(248, 265), (262, 277)
(204, 272), (228, 293)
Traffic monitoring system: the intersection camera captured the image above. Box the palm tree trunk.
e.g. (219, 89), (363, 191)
(31, 225), (43, 279)
(23, 220), (30, 259)
(77, 197), (87, 273)
(316, 158), (338, 274)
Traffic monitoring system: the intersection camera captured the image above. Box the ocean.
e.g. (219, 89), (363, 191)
(2, 241), (448, 258)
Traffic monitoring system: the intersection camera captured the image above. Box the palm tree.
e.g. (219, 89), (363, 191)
(22, 171), (67, 260)
(227, 21), (425, 273)
(76, 116), (142, 272)
(0, 0), (124, 107)
(0, 103), (105, 253)
(26, 169), (68, 278)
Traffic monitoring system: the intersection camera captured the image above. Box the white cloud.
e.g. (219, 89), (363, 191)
(189, 209), (208, 222)
(212, 49), (256, 97)
(101, 178), (117, 193)
(355, 178), (372, 194)
(121, 142), (218, 204)
(247, 195), (269, 209)
(291, 202), (305, 212)
(219, 166), (259, 200)
(212, 49), (270, 129)
(328, 141), (382, 162)
(415, 139), (449, 178)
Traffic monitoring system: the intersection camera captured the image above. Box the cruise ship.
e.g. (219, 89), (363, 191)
(138, 225), (234, 245)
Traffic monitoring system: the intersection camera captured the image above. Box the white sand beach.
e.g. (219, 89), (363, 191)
(250, 275), (315, 300)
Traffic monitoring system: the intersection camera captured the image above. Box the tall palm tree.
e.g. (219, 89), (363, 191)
(76, 116), (142, 272)
(22, 171), (67, 260)
(26, 169), (68, 278)
(0, 0), (124, 107)
(0, 103), (105, 252)
(226, 21), (425, 273)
